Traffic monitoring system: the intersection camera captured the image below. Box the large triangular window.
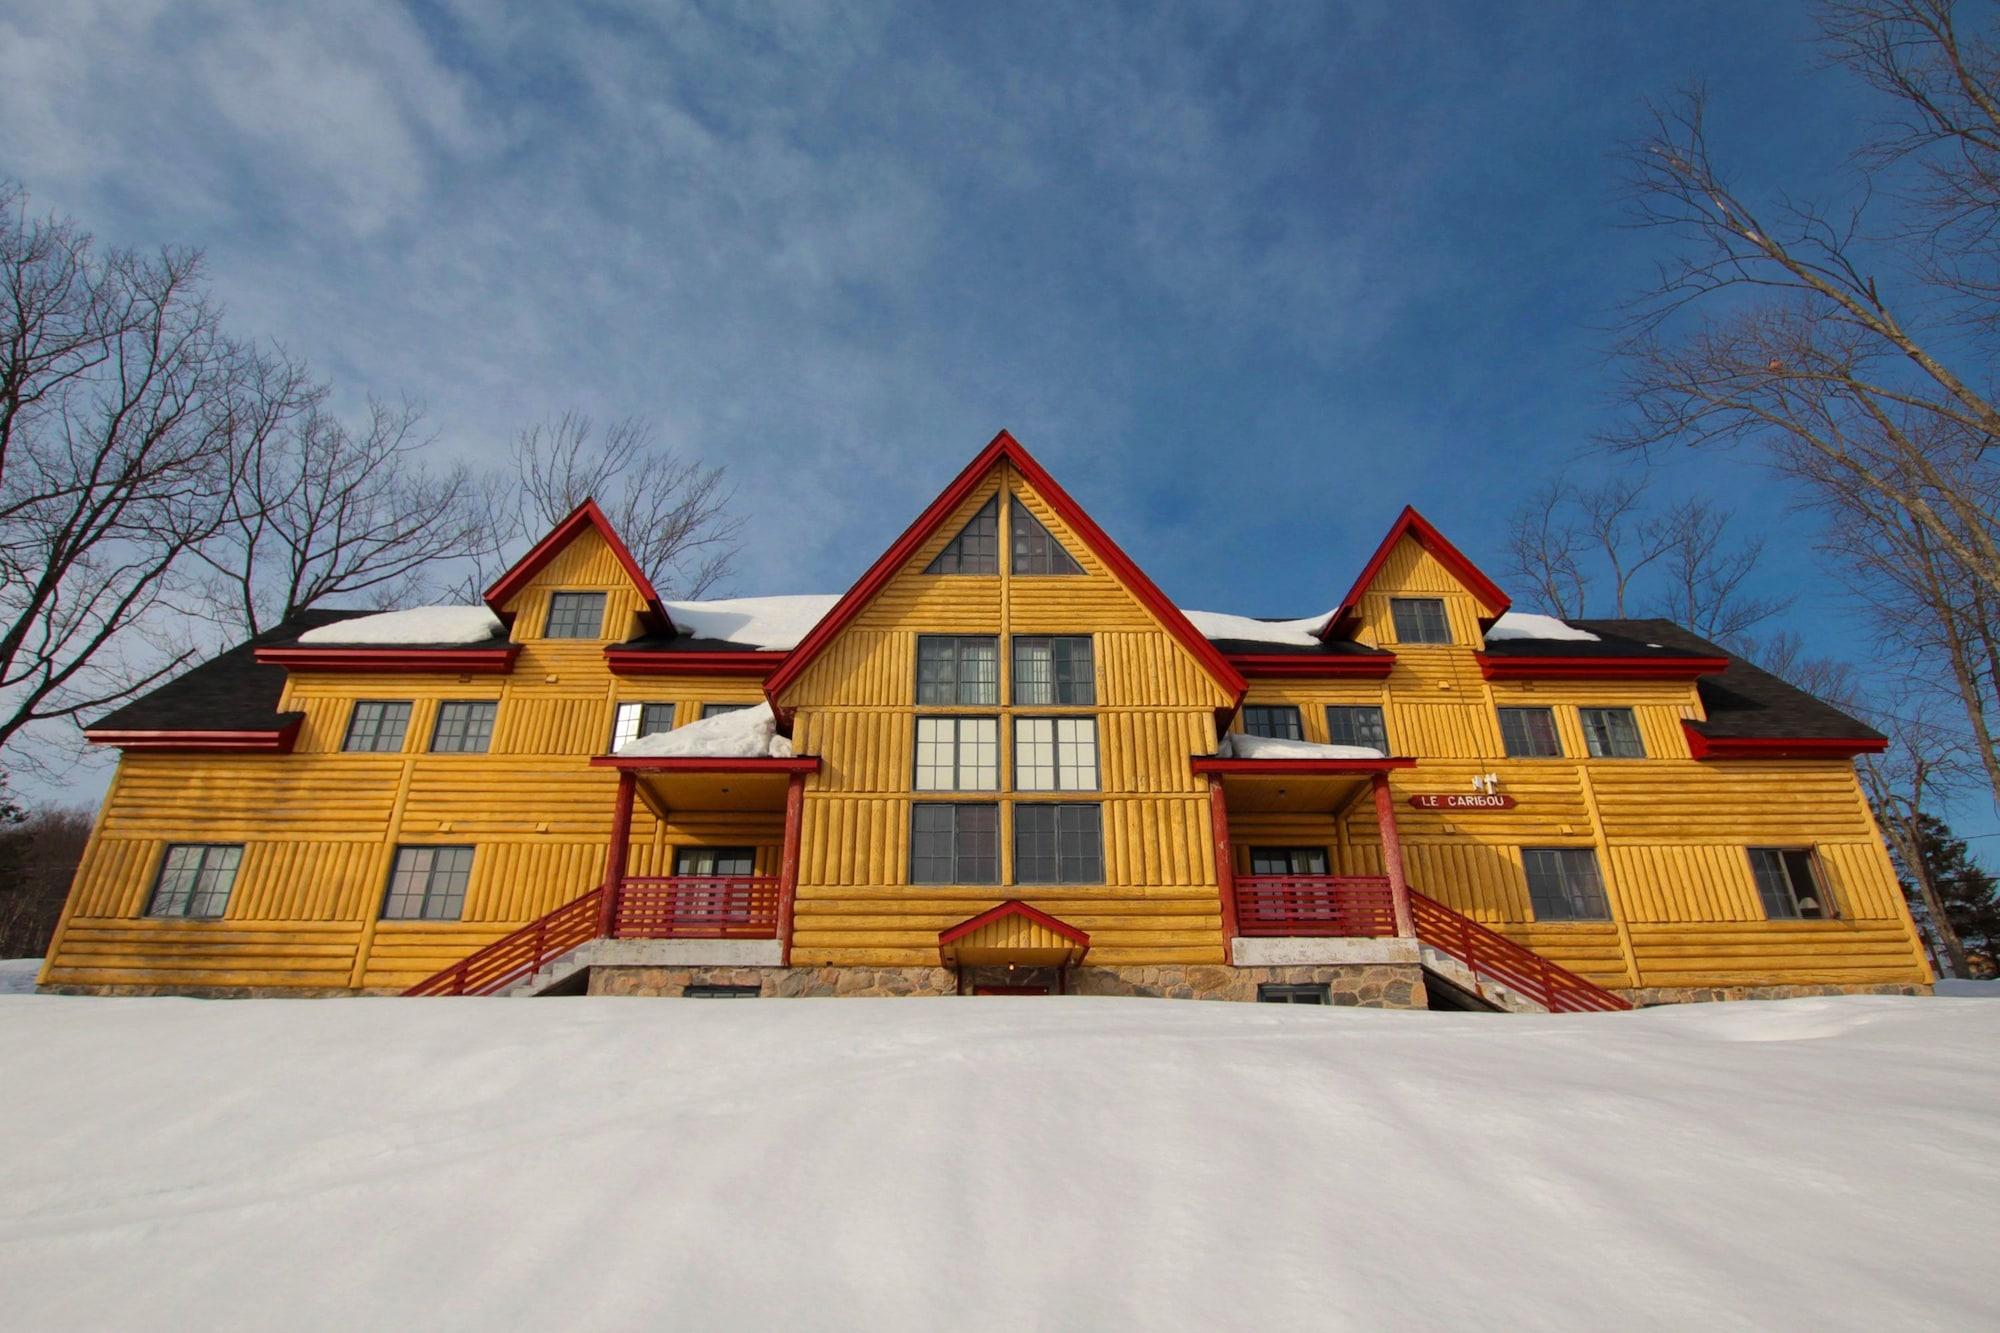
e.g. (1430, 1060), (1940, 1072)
(1010, 499), (1083, 575)
(924, 496), (999, 574)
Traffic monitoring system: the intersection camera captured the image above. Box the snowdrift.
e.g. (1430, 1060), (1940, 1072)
(0, 995), (1992, 1330)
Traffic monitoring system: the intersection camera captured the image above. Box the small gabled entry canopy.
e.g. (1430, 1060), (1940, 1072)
(483, 498), (675, 635)
(938, 901), (1090, 970)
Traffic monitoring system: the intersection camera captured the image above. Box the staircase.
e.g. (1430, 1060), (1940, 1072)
(404, 887), (605, 996)
(1409, 891), (1630, 1013)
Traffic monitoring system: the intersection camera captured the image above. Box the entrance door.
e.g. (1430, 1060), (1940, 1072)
(674, 846), (756, 932)
(974, 984), (1051, 995)
(1248, 846), (1334, 924)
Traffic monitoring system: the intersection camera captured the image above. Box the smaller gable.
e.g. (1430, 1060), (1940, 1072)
(483, 499), (673, 635)
(938, 900), (1090, 968)
(1319, 506), (1509, 639)
(924, 494), (1000, 574)
(1009, 498), (1083, 575)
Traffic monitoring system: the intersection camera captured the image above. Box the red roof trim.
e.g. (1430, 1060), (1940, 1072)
(254, 645), (521, 674)
(587, 755), (822, 774)
(1319, 506), (1510, 638)
(83, 718), (303, 753)
(763, 430), (1247, 714)
(1191, 756), (1418, 776)
(604, 648), (784, 678)
(1227, 653), (1396, 679)
(482, 498), (672, 633)
(937, 899), (1090, 949)
(1477, 653), (1730, 681)
(1681, 723), (1887, 760)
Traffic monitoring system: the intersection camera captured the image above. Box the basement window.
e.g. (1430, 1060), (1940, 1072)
(683, 984), (760, 998)
(1749, 848), (1834, 920)
(146, 843), (243, 918)
(1257, 983), (1331, 1005)
(1390, 597), (1452, 644)
(1522, 848), (1611, 921)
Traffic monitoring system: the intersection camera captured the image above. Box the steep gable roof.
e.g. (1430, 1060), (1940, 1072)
(482, 498), (673, 634)
(1318, 505), (1510, 639)
(764, 430), (1247, 709)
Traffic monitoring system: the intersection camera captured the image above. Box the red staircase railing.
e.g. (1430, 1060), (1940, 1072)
(1409, 891), (1631, 1012)
(404, 886), (605, 997)
(1234, 875), (1398, 937)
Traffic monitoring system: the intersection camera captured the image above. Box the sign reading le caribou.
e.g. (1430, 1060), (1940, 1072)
(1407, 792), (1518, 811)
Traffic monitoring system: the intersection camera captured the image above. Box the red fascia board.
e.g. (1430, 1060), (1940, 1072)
(83, 717), (303, 753)
(1319, 506), (1511, 638)
(604, 649), (784, 678)
(481, 498), (673, 633)
(254, 645), (521, 674)
(1191, 757), (1418, 776)
(938, 898), (1090, 949)
(763, 431), (1247, 715)
(1227, 653), (1396, 678)
(1681, 723), (1887, 760)
(586, 755), (822, 774)
(1477, 653), (1729, 681)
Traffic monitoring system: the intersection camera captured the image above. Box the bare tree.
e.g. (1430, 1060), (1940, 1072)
(190, 398), (494, 637)
(1649, 497), (1791, 645)
(0, 183), (315, 770)
(1856, 710), (1975, 977)
(1505, 481), (1590, 617)
(0, 803), (91, 959)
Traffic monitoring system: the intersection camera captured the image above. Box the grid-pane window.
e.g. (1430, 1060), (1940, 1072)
(675, 846), (755, 877)
(1010, 501), (1083, 575)
(1014, 804), (1104, 884)
(914, 717), (1000, 791)
(1749, 848), (1832, 920)
(684, 984), (760, 998)
(1498, 706), (1563, 758)
(1011, 636), (1095, 705)
(431, 701), (497, 753)
(1242, 705), (1304, 740)
(917, 636), (1000, 705)
(146, 844), (243, 918)
(545, 591), (607, 639)
(702, 702), (753, 719)
(1580, 707), (1645, 759)
(1258, 983), (1330, 1005)
(1014, 718), (1099, 791)
(343, 700), (411, 753)
(925, 496), (999, 574)
(1325, 705), (1390, 753)
(1522, 848), (1610, 921)
(1249, 847), (1329, 876)
(611, 702), (676, 751)
(909, 803), (999, 884)
(380, 846), (475, 920)
(1390, 597), (1452, 644)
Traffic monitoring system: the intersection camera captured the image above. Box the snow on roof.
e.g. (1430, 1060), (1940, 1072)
(614, 701), (792, 759)
(662, 595), (840, 651)
(1180, 609), (1330, 647)
(1483, 611), (1600, 643)
(295, 606), (504, 646)
(1220, 733), (1385, 760)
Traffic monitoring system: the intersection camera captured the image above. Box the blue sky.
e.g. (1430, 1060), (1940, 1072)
(1, 1), (1954, 810)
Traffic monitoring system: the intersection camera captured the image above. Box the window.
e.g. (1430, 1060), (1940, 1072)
(909, 804), (999, 884)
(431, 701), (497, 754)
(612, 702), (676, 752)
(146, 844), (243, 918)
(684, 984), (760, 998)
(1390, 597), (1452, 644)
(1521, 848), (1611, 921)
(675, 846), (756, 877)
(1241, 705), (1304, 740)
(1498, 706), (1563, 758)
(380, 846), (475, 920)
(1579, 707), (1644, 759)
(1257, 983), (1331, 1005)
(917, 636), (999, 705)
(1012, 636), (1095, 705)
(1014, 717), (1099, 791)
(1749, 848), (1833, 920)
(1010, 501), (1083, 575)
(343, 700), (411, 753)
(1325, 705), (1389, 753)
(1249, 847), (1330, 876)
(545, 590), (607, 639)
(702, 702), (753, 719)
(925, 496), (999, 574)
(914, 717), (1000, 791)
(1014, 804), (1104, 884)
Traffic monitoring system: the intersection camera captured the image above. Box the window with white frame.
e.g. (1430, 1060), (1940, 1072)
(1014, 717), (1098, 791)
(146, 844), (243, 918)
(914, 717), (999, 791)
(612, 702), (676, 752)
(1748, 848), (1833, 920)
(1579, 707), (1645, 759)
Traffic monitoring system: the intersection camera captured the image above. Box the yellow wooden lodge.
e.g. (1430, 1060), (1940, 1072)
(40, 432), (1934, 1009)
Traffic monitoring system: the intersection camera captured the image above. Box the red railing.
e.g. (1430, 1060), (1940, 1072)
(1233, 875), (1398, 937)
(404, 886), (605, 997)
(1409, 891), (1631, 1013)
(612, 876), (780, 939)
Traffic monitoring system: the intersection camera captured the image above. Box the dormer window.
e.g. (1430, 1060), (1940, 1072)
(545, 591), (606, 639)
(1390, 597), (1451, 644)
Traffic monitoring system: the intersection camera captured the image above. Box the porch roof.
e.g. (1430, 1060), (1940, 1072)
(938, 901), (1090, 969)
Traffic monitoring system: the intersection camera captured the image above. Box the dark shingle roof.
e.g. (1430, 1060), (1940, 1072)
(613, 631), (772, 654)
(88, 609), (371, 733)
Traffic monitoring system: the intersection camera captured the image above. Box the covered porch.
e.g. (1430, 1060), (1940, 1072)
(1192, 756), (1418, 959)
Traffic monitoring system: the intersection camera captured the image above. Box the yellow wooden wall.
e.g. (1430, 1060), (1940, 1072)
(780, 462), (1233, 968)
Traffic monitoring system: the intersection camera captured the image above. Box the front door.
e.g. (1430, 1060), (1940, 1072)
(674, 846), (756, 932)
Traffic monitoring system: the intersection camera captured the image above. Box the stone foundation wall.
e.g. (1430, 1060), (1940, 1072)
(588, 965), (957, 997)
(1619, 981), (1931, 1007)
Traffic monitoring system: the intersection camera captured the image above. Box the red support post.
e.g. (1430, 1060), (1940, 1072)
(776, 772), (806, 965)
(1209, 781), (1240, 964)
(1371, 771), (1416, 938)
(599, 770), (637, 939)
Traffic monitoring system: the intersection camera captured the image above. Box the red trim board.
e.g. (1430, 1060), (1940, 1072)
(604, 648), (784, 678)
(82, 718), (304, 753)
(254, 645), (521, 674)
(1680, 723), (1886, 760)
(1227, 653), (1395, 678)
(1477, 653), (1729, 681)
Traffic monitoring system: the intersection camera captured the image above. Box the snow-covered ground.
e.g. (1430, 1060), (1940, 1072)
(0, 995), (1992, 1331)
(0, 958), (40, 994)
